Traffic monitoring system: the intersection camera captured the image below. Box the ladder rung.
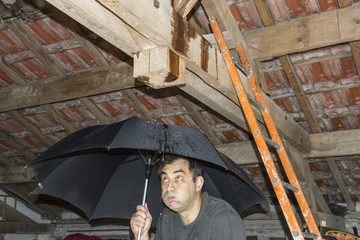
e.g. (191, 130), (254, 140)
(246, 93), (267, 112)
(233, 59), (252, 77)
(302, 232), (320, 239)
(282, 181), (300, 193)
(263, 136), (282, 150)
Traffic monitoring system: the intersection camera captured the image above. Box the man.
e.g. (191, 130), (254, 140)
(130, 154), (246, 240)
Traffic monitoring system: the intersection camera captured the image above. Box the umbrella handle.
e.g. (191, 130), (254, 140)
(137, 158), (152, 240)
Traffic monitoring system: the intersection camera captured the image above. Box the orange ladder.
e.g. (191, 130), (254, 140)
(209, 17), (322, 240)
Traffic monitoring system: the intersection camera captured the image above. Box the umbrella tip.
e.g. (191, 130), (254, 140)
(24, 165), (28, 169)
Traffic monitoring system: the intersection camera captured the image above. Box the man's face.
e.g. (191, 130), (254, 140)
(160, 158), (200, 213)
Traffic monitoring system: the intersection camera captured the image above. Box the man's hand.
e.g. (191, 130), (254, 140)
(130, 203), (152, 240)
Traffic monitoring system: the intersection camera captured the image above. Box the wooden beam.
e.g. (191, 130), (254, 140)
(0, 63), (140, 112)
(0, 154), (16, 167)
(0, 166), (34, 184)
(350, 41), (360, 75)
(272, 81), (360, 100)
(7, 111), (54, 147)
(181, 70), (311, 151)
(245, 5), (360, 60)
(284, 141), (332, 214)
(201, 0), (269, 92)
(79, 98), (111, 124)
(97, 0), (310, 151)
(173, 0), (198, 17)
(133, 46), (186, 88)
(215, 142), (267, 165)
(253, 0), (274, 26)
(44, 0), (310, 151)
(0, 131), (36, 161)
(0, 57), (26, 85)
(325, 158), (356, 211)
(0, 222), (55, 234)
(263, 52), (354, 73)
(8, 20), (66, 77)
(46, 0), (155, 57)
(50, 7), (110, 67)
(305, 129), (360, 157)
(121, 89), (155, 121)
(204, 5), (360, 60)
(41, 104), (77, 133)
(177, 94), (222, 145)
(97, 0), (236, 100)
(279, 55), (321, 133)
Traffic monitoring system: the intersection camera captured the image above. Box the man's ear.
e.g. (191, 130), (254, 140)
(195, 176), (204, 192)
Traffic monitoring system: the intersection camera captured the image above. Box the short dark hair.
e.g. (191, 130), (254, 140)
(157, 154), (203, 182)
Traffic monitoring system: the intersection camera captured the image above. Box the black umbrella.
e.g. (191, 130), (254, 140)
(29, 116), (267, 228)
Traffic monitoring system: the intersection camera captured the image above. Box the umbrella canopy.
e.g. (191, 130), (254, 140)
(34, 116), (226, 169)
(29, 116), (268, 225)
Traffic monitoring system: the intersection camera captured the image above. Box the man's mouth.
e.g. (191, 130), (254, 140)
(167, 196), (176, 202)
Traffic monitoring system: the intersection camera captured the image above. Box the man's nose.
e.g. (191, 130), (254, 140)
(166, 180), (175, 191)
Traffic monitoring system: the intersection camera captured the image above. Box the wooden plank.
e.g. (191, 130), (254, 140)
(181, 70), (311, 151)
(133, 46), (186, 88)
(0, 131), (37, 161)
(79, 98), (111, 124)
(203, 5), (360, 60)
(279, 55), (321, 133)
(253, 0), (274, 26)
(0, 222), (55, 234)
(305, 129), (360, 157)
(284, 141), (332, 214)
(350, 41), (360, 75)
(215, 142), (269, 164)
(0, 63), (140, 112)
(272, 81), (360, 100)
(245, 4), (360, 60)
(0, 166), (34, 184)
(121, 89), (155, 121)
(97, 0), (236, 99)
(96, 0), (310, 151)
(0, 57), (26, 85)
(177, 94), (222, 145)
(8, 20), (66, 77)
(201, 0), (269, 93)
(263, 52), (354, 73)
(0, 154), (16, 167)
(337, 0), (351, 8)
(325, 158), (356, 211)
(50, 7), (110, 67)
(46, 0), (155, 57)
(44, 0), (310, 151)
(41, 104), (77, 133)
(7, 111), (54, 147)
(173, 0), (198, 17)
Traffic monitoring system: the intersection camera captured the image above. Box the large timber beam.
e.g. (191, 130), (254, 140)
(0, 63), (139, 112)
(44, 0), (310, 152)
(305, 129), (360, 158)
(205, 4), (360, 61)
(0, 166), (34, 184)
(0, 222), (55, 234)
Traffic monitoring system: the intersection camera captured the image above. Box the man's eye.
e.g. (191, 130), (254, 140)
(176, 176), (183, 181)
(162, 178), (168, 183)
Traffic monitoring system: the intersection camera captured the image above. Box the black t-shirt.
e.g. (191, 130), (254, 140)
(154, 192), (246, 240)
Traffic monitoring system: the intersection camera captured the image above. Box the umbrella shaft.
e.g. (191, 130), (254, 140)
(138, 177), (150, 240)
(141, 178), (149, 206)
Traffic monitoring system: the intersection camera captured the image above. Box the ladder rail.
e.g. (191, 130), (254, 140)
(209, 17), (306, 240)
(235, 42), (322, 240)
